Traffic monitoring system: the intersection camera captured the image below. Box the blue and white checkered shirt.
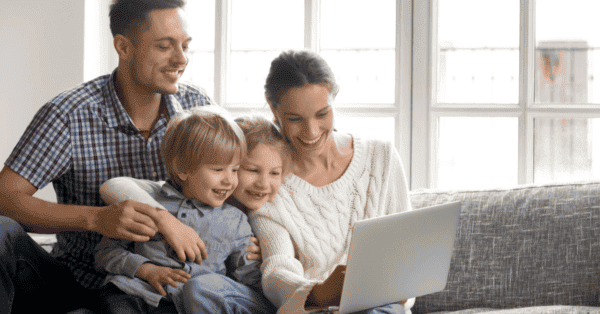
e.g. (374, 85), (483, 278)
(5, 69), (211, 289)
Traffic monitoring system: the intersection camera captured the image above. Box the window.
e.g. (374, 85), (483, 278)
(182, 0), (412, 175)
(413, 0), (600, 189)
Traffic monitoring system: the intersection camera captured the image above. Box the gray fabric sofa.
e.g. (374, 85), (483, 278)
(409, 181), (600, 314)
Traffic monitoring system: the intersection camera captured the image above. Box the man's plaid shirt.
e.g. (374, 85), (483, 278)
(5, 70), (211, 289)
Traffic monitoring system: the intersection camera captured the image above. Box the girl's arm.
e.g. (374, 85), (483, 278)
(100, 177), (166, 209)
(251, 214), (319, 312)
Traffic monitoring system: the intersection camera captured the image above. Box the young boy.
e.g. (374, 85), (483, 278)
(94, 106), (276, 314)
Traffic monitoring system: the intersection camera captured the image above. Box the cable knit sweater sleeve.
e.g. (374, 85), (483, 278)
(252, 211), (318, 312)
(379, 137), (413, 217)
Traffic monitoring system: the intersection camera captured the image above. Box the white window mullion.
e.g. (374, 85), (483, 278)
(411, 0), (432, 190)
(214, 0), (231, 106)
(519, 0), (535, 184)
(397, 0), (412, 185)
(305, 0), (320, 51)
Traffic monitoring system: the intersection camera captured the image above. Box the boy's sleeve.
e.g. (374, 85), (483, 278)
(226, 213), (262, 290)
(94, 236), (152, 279)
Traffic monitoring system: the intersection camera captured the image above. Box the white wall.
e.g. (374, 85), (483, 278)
(0, 0), (105, 202)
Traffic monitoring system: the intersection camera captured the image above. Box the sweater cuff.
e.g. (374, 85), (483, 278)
(278, 281), (319, 314)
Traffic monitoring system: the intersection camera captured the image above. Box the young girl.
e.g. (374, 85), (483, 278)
(227, 114), (292, 214)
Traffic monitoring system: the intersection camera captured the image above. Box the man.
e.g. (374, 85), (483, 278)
(0, 1), (257, 313)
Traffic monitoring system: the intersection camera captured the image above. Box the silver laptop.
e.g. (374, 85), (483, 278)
(308, 201), (462, 314)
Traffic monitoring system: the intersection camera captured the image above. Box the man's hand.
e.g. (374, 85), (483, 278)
(135, 263), (191, 296)
(246, 236), (262, 261)
(156, 211), (208, 264)
(91, 200), (161, 242)
(306, 265), (346, 308)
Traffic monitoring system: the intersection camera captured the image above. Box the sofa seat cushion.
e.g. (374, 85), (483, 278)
(432, 306), (600, 314)
(409, 182), (600, 313)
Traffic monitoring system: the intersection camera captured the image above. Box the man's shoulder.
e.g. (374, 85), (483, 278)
(45, 74), (112, 115)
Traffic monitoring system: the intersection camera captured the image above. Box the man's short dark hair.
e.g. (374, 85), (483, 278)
(109, 0), (186, 42)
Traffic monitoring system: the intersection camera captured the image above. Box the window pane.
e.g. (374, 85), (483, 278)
(182, 0), (215, 99)
(437, 117), (518, 190)
(534, 118), (600, 183)
(335, 116), (395, 144)
(320, 0), (396, 104)
(228, 0), (303, 105)
(535, 0), (600, 104)
(436, 0), (519, 104)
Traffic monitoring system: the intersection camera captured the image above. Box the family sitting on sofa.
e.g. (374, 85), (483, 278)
(1, 1), (599, 314)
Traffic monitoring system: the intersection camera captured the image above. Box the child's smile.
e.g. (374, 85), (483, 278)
(234, 143), (284, 210)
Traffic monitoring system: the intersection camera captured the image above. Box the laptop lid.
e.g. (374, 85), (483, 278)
(337, 201), (462, 314)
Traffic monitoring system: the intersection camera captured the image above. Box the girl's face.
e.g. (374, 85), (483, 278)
(272, 84), (334, 158)
(233, 143), (284, 210)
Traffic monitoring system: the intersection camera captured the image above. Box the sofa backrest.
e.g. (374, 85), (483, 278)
(409, 182), (600, 313)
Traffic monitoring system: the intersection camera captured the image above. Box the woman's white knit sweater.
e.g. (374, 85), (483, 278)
(249, 135), (414, 314)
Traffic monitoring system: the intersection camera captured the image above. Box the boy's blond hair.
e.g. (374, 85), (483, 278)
(234, 114), (292, 178)
(162, 105), (246, 187)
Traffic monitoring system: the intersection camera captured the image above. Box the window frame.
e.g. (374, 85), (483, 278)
(210, 0), (413, 183)
(412, 0), (600, 189)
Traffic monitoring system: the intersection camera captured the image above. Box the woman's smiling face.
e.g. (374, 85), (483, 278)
(273, 84), (334, 157)
(233, 143), (284, 210)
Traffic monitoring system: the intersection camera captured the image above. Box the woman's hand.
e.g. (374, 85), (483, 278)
(156, 211), (208, 264)
(135, 263), (191, 296)
(305, 265), (346, 308)
(246, 236), (262, 261)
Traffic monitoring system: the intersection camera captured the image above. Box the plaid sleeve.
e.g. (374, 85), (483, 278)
(5, 102), (72, 190)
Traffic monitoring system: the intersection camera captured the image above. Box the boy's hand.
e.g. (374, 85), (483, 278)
(136, 263), (191, 297)
(246, 236), (262, 261)
(156, 211), (208, 264)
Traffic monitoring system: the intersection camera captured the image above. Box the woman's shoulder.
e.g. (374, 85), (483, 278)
(345, 133), (395, 161)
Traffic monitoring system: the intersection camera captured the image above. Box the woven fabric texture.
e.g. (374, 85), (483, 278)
(409, 182), (600, 314)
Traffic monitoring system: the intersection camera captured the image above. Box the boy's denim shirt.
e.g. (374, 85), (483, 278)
(95, 180), (261, 307)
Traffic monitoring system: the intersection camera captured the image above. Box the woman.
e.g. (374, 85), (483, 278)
(249, 50), (414, 314)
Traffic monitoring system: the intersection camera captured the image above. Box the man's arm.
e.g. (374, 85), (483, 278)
(0, 166), (160, 241)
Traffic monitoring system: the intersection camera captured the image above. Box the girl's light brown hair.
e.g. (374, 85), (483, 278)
(234, 114), (292, 179)
(162, 105), (246, 187)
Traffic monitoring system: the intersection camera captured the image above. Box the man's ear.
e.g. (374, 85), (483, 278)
(114, 34), (133, 61)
